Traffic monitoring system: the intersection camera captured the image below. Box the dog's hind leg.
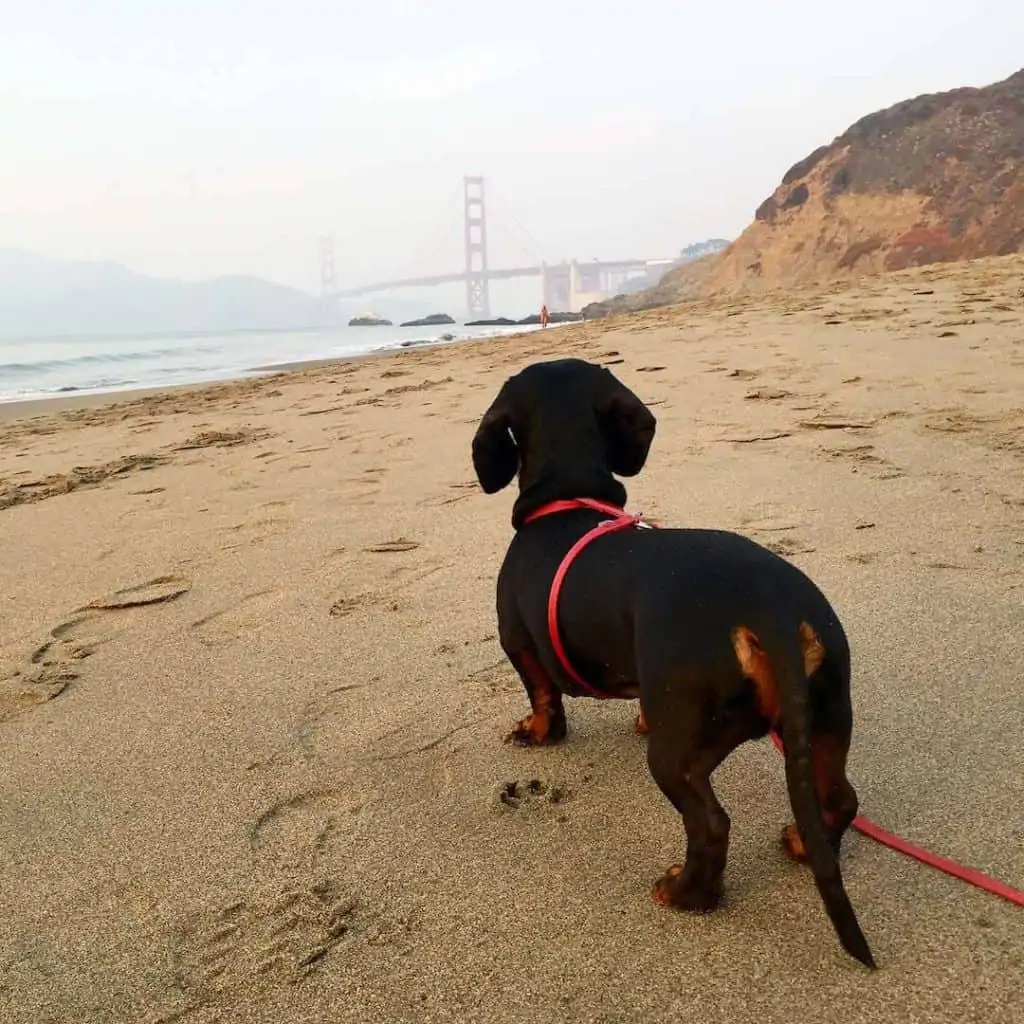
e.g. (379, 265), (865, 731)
(646, 683), (764, 912)
(503, 648), (568, 746)
(647, 728), (742, 911)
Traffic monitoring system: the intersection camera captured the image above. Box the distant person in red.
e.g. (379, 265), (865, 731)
(540, 304), (550, 328)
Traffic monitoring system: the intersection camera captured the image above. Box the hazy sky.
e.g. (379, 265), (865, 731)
(2, 1), (1022, 293)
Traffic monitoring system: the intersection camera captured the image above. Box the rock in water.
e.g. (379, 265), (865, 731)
(399, 313), (456, 327)
(348, 312), (393, 326)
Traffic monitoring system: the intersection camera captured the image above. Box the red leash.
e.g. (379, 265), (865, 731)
(768, 730), (1024, 907)
(525, 497), (1024, 909)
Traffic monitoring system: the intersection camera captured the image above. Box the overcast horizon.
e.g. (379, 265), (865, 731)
(2, 1), (1022, 294)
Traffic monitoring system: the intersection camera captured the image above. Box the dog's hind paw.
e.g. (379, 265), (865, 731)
(652, 864), (722, 912)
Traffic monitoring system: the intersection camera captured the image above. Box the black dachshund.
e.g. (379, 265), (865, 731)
(472, 357), (875, 968)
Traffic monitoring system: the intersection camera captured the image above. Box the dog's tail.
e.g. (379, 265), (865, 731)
(765, 629), (875, 969)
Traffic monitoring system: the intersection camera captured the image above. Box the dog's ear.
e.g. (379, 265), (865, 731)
(472, 385), (519, 493)
(597, 370), (657, 477)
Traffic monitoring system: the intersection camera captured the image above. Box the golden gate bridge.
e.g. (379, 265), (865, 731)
(318, 177), (673, 319)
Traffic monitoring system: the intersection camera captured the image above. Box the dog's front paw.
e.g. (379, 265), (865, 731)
(504, 712), (567, 746)
(652, 864), (721, 912)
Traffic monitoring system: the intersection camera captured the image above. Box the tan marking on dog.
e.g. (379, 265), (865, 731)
(504, 651), (557, 744)
(811, 734), (851, 832)
(782, 823), (808, 862)
(651, 863), (686, 905)
(799, 620), (826, 677)
(731, 626), (780, 724)
(526, 656), (556, 740)
(634, 703), (649, 735)
(782, 737), (852, 857)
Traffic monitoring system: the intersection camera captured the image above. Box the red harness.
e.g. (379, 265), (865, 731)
(521, 497), (1024, 909)
(523, 497), (654, 698)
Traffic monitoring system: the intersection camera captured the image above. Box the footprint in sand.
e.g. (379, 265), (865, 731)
(497, 778), (568, 810)
(226, 515), (292, 537)
(328, 595), (367, 618)
(80, 575), (192, 610)
(174, 428), (270, 451)
(464, 658), (517, 697)
(248, 788), (363, 872)
(383, 376), (454, 398)
(169, 878), (362, 1002)
(723, 430), (793, 445)
(418, 481), (480, 508)
(341, 468), (387, 503)
(763, 536), (817, 558)
(745, 387), (791, 401)
(190, 588), (290, 648)
(846, 552), (881, 565)
(298, 403), (350, 418)
(820, 443), (904, 479)
(223, 505), (295, 546)
(0, 575), (191, 723)
(0, 453), (169, 511)
(365, 538), (420, 553)
(327, 561), (446, 619)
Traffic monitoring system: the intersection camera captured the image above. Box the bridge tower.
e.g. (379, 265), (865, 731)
(463, 176), (491, 319)
(318, 236), (339, 323)
(319, 235), (337, 297)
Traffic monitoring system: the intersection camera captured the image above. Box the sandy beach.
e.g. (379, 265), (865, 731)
(1, 255), (1022, 1023)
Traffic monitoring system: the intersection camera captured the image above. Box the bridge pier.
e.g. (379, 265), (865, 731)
(539, 260), (661, 314)
(541, 262), (571, 311)
(569, 260), (607, 311)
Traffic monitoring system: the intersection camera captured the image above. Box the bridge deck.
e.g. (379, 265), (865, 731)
(329, 259), (655, 298)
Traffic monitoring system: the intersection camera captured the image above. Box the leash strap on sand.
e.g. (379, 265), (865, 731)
(768, 731), (1024, 908)
(528, 498), (1024, 909)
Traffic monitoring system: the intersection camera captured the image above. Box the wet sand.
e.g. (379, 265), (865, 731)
(1, 254), (1022, 1022)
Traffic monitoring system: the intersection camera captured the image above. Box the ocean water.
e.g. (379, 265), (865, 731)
(0, 322), (537, 404)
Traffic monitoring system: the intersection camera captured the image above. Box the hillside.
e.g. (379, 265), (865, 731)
(0, 251), (331, 337)
(587, 67), (1024, 317)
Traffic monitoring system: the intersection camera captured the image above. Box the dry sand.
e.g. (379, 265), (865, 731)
(1, 256), (1022, 1023)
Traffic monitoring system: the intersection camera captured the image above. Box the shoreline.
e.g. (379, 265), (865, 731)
(0, 320), (551, 416)
(0, 322), (549, 424)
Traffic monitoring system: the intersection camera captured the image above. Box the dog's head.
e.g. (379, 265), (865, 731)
(471, 358), (656, 526)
